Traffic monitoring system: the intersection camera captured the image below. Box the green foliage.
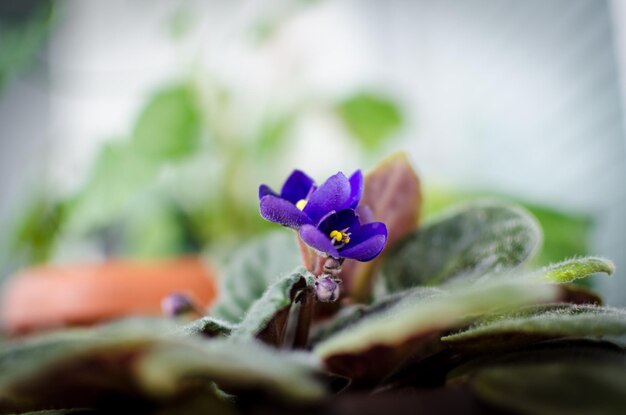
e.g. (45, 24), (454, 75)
(0, 318), (326, 412)
(310, 287), (442, 346)
(66, 142), (158, 234)
(0, 318), (178, 407)
(68, 85), (201, 231)
(422, 188), (593, 267)
(230, 267), (314, 344)
(337, 92), (403, 149)
(314, 281), (559, 383)
(442, 305), (626, 352)
(124, 202), (198, 259)
(33, 84), (208, 260)
(7, 196), (65, 265)
(180, 316), (235, 338)
(210, 231), (302, 323)
(469, 344), (626, 415)
(132, 85), (201, 159)
(136, 339), (325, 402)
(2, 175), (624, 414)
(535, 257), (615, 283)
(380, 200), (541, 293)
(256, 115), (294, 155)
(0, 1), (54, 91)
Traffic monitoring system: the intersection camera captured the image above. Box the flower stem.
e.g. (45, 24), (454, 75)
(281, 287), (314, 349)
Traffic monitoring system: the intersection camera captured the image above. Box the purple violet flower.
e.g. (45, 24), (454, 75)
(299, 208), (387, 261)
(259, 169), (363, 229)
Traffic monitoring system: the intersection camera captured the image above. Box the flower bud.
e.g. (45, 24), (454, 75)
(161, 292), (197, 317)
(315, 275), (340, 302)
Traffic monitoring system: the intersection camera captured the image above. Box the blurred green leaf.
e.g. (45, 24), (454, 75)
(65, 142), (159, 233)
(380, 200), (542, 294)
(314, 281), (559, 385)
(0, 1), (54, 91)
(124, 202), (195, 259)
(166, 6), (195, 41)
(210, 231), (302, 323)
(256, 115), (294, 155)
(7, 84), (204, 265)
(442, 304), (626, 353)
(469, 346), (626, 415)
(133, 85), (200, 159)
(337, 92), (402, 149)
(64, 84), (202, 245)
(8, 195), (65, 265)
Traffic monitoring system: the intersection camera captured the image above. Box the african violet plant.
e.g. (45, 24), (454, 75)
(0, 152), (625, 415)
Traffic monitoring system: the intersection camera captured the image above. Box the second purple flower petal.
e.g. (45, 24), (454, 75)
(260, 195), (313, 229)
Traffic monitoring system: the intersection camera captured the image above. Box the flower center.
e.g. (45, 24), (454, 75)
(296, 199), (308, 210)
(329, 229), (351, 246)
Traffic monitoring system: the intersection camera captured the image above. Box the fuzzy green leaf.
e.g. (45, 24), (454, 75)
(229, 267), (314, 345)
(310, 287), (442, 346)
(0, 319), (181, 411)
(137, 339), (326, 403)
(210, 231), (302, 323)
(380, 200), (542, 293)
(534, 257), (615, 283)
(181, 316), (235, 338)
(0, 1), (54, 91)
(441, 304), (626, 353)
(0, 318), (325, 412)
(314, 281), (558, 385)
(469, 344), (626, 415)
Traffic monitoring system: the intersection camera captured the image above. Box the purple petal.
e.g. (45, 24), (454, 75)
(339, 222), (388, 261)
(348, 170), (363, 209)
(303, 172), (351, 224)
(280, 170), (316, 204)
(299, 224), (340, 258)
(356, 204), (374, 224)
(260, 195), (312, 229)
(317, 209), (360, 234)
(259, 184), (278, 199)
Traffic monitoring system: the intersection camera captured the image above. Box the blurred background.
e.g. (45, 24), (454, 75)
(1, 0), (626, 305)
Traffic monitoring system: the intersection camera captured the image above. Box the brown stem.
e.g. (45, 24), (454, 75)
(281, 287), (314, 349)
(297, 236), (316, 273)
(292, 287), (314, 348)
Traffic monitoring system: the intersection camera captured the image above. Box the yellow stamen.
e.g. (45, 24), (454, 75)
(296, 199), (308, 210)
(330, 230), (350, 244)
